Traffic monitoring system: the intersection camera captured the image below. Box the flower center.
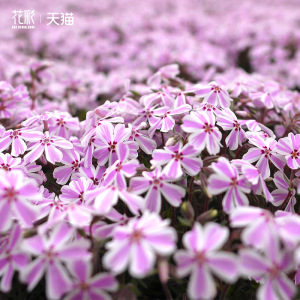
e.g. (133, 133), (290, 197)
(44, 248), (57, 261)
(78, 191), (84, 201)
(231, 177), (238, 186)
(72, 160), (79, 170)
(1, 164), (11, 171)
(116, 163), (122, 172)
(42, 137), (53, 145)
(130, 230), (143, 242)
(57, 119), (65, 126)
(268, 265), (279, 279)
(204, 123), (213, 133)
(108, 141), (117, 152)
(79, 282), (90, 291)
(195, 251), (206, 265)
(145, 110), (153, 116)
(3, 187), (17, 201)
(211, 85), (221, 93)
(163, 112), (170, 118)
(233, 121), (240, 131)
(154, 179), (160, 185)
(291, 150), (299, 158)
(172, 151), (182, 161)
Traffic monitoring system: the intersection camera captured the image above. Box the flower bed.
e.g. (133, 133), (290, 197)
(0, 0), (300, 299)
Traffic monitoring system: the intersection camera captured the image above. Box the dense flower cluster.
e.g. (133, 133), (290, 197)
(2, 0), (300, 114)
(0, 59), (299, 299)
(0, 0), (300, 299)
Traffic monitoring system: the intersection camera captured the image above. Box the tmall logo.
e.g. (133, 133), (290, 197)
(11, 10), (75, 29)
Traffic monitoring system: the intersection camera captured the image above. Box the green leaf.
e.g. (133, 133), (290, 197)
(129, 90), (141, 97)
(30, 68), (36, 80)
(140, 155), (151, 169)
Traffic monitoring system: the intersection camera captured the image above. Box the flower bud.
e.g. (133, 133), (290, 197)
(235, 110), (249, 117)
(139, 121), (148, 129)
(180, 201), (195, 220)
(166, 133), (181, 147)
(158, 259), (169, 284)
(196, 209), (218, 223)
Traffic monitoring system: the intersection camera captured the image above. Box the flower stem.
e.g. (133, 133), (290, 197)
(219, 283), (229, 300)
(188, 176), (194, 203)
(161, 131), (165, 146)
(278, 170), (295, 211)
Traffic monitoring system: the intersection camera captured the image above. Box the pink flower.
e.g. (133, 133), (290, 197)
(0, 170), (40, 231)
(174, 222), (238, 299)
(80, 133), (104, 168)
(240, 240), (295, 300)
(60, 202), (94, 228)
(101, 144), (139, 189)
(192, 81), (233, 108)
(276, 133), (300, 169)
(21, 112), (51, 129)
(93, 123), (138, 166)
(60, 177), (96, 204)
(216, 108), (246, 150)
(77, 164), (105, 185)
(133, 106), (158, 127)
(243, 134), (285, 179)
(81, 117), (124, 151)
(271, 171), (296, 212)
(0, 153), (21, 171)
(64, 260), (118, 300)
(0, 223), (28, 292)
(103, 211), (176, 278)
(231, 207), (300, 251)
(141, 90), (174, 109)
(48, 111), (80, 138)
(232, 160), (273, 202)
(24, 131), (73, 164)
(196, 103), (219, 119)
(230, 207), (277, 250)
(228, 73), (251, 97)
(129, 124), (157, 155)
(181, 111), (222, 155)
(0, 128), (42, 157)
(148, 102), (191, 137)
(85, 209), (129, 240)
(21, 161), (44, 184)
(274, 211), (300, 249)
(243, 120), (275, 138)
(37, 192), (66, 225)
(208, 158), (250, 213)
(53, 149), (83, 185)
(117, 94), (140, 116)
(147, 64), (180, 89)
(130, 167), (186, 212)
(250, 87), (275, 109)
(86, 183), (144, 215)
(151, 142), (203, 180)
(21, 222), (91, 300)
